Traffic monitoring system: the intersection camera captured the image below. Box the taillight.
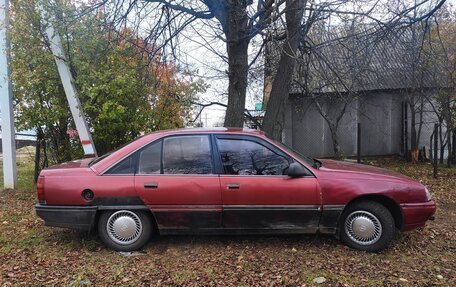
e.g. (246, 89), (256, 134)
(36, 176), (45, 203)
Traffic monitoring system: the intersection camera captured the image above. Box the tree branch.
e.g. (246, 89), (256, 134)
(190, 101), (262, 128)
(142, 0), (214, 19)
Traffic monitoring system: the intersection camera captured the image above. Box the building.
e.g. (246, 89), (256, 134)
(272, 26), (454, 158)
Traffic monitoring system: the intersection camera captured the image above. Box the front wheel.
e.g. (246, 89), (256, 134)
(340, 201), (396, 252)
(98, 210), (152, 251)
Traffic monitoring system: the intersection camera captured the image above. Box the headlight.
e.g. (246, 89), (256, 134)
(424, 187), (432, 201)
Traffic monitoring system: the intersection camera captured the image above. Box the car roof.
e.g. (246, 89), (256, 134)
(91, 127), (264, 173)
(149, 127), (263, 135)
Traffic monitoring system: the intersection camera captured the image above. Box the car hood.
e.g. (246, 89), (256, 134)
(317, 159), (416, 182)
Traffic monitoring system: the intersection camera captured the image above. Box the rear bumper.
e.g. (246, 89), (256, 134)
(35, 204), (98, 231)
(401, 201), (436, 231)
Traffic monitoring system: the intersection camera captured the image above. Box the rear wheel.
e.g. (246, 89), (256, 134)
(98, 210), (152, 251)
(340, 201), (395, 252)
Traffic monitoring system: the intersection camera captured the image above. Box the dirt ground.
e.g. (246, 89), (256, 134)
(0, 157), (455, 286)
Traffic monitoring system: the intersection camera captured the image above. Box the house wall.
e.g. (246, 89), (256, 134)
(285, 90), (441, 158)
(358, 92), (400, 155)
(288, 96), (358, 157)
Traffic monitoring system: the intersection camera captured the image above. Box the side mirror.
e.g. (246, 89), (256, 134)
(286, 162), (308, 178)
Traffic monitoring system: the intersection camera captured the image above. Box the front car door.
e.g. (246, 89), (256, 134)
(215, 135), (321, 232)
(134, 134), (221, 233)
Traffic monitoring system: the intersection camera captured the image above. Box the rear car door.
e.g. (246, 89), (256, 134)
(134, 135), (221, 232)
(215, 135), (321, 231)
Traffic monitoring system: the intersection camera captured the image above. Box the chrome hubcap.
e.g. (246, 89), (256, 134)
(345, 211), (382, 245)
(107, 211), (142, 245)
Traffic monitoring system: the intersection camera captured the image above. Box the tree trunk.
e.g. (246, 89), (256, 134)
(224, 38), (249, 127)
(42, 132), (48, 169)
(223, 1), (250, 128)
(262, 0), (305, 141)
(452, 129), (456, 163)
(34, 129), (42, 183)
(448, 128), (452, 167)
(329, 125), (343, 160)
(409, 102), (418, 162)
(439, 123), (444, 164)
(410, 103), (420, 163)
(59, 125), (73, 162)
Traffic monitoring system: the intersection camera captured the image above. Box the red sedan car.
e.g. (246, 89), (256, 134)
(35, 128), (436, 252)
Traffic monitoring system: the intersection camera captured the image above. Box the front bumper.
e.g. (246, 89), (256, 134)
(35, 204), (98, 231)
(400, 201), (436, 231)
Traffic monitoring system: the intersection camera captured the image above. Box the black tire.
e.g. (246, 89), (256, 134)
(98, 210), (152, 251)
(340, 201), (396, 252)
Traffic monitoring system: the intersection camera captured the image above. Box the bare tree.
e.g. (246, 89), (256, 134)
(83, 0), (447, 135)
(262, 0), (306, 140)
(291, 20), (372, 159)
(260, 0), (448, 141)
(422, 5), (456, 164)
(117, 0), (287, 127)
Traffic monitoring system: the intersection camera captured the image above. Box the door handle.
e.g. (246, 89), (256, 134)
(144, 182), (158, 189)
(227, 183), (240, 189)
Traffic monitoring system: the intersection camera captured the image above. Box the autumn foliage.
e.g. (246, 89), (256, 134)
(11, 0), (203, 161)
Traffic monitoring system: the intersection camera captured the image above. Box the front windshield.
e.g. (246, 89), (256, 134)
(273, 140), (319, 169)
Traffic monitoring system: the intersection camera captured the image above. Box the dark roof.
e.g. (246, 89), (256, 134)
(283, 24), (452, 95)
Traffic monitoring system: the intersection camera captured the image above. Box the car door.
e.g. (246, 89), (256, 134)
(215, 135), (321, 231)
(134, 135), (222, 232)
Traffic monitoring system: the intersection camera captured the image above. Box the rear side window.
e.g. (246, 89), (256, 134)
(216, 138), (290, 175)
(106, 156), (135, 174)
(138, 141), (162, 174)
(163, 135), (212, 174)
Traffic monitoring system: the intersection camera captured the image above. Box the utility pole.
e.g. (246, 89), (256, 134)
(0, 0), (17, 189)
(40, 4), (97, 157)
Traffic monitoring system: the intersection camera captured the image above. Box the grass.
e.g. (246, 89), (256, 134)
(0, 153), (455, 286)
(0, 146), (36, 192)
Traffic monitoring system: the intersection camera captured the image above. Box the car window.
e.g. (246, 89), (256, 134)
(138, 141), (161, 174)
(106, 156), (135, 174)
(163, 135), (212, 174)
(216, 138), (291, 175)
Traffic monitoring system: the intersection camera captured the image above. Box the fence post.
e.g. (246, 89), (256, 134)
(453, 129), (456, 164)
(401, 102), (404, 156)
(448, 128), (452, 168)
(433, 123), (438, 178)
(404, 103), (409, 161)
(357, 122), (361, 164)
